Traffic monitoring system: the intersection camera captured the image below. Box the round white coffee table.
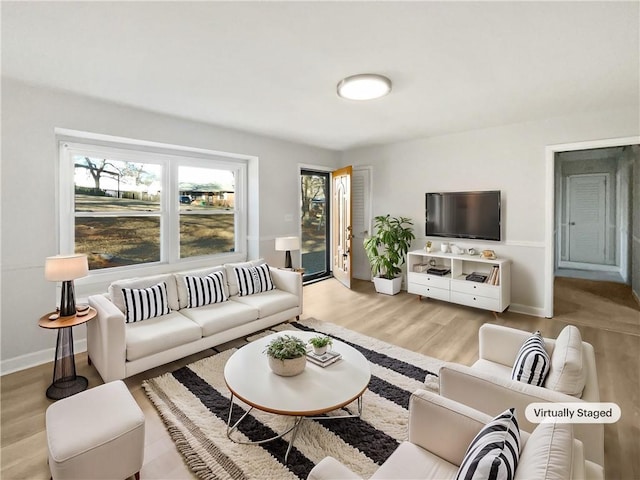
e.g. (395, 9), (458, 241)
(224, 331), (371, 461)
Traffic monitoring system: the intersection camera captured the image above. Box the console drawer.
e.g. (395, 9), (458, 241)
(407, 272), (450, 290)
(408, 283), (450, 302)
(450, 279), (499, 299)
(450, 291), (499, 311)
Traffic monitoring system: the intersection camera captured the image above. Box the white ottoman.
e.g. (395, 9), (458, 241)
(46, 380), (145, 480)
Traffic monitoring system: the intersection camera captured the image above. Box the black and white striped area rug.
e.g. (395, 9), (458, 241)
(143, 318), (443, 480)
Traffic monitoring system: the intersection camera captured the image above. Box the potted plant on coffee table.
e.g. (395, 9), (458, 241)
(363, 214), (415, 295)
(308, 335), (333, 355)
(264, 335), (308, 376)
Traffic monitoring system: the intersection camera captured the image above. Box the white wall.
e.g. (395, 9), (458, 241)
(342, 107), (639, 316)
(0, 78), (339, 373)
(632, 146), (640, 302)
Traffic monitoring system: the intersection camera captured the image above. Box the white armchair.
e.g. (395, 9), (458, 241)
(439, 323), (604, 467)
(308, 389), (603, 480)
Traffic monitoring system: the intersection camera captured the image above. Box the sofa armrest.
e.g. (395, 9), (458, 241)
(269, 267), (303, 312)
(408, 389), (492, 467)
(87, 294), (127, 382)
(478, 323), (541, 367)
(439, 363), (604, 467)
(307, 456), (363, 480)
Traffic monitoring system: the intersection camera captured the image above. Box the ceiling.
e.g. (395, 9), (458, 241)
(2, 1), (638, 151)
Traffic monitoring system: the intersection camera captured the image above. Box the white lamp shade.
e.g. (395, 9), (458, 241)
(275, 236), (300, 252)
(45, 254), (89, 281)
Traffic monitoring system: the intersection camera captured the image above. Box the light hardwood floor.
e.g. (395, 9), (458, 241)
(2, 276), (638, 479)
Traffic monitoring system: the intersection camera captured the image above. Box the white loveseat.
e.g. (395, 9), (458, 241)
(87, 260), (302, 383)
(308, 389), (603, 480)
(439, 323), (604, 467)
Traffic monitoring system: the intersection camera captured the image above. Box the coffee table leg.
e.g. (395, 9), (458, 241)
(284, 417), (303, 463)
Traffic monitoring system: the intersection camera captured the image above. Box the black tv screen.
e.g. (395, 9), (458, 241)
(426, 191), (501, 241)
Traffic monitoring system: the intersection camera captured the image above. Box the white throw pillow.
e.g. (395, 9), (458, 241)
(184, 271), (228, 308)
(544, 326), (586, 397)
(234, 264), (275, 296)
(122, 282), (171, 323)
(224, 259), (266, 296)
(514, 423), (574, 480)
(110, 274), (179, 313)
(511, 331), (550, 387)
(456, 408), (521, 480)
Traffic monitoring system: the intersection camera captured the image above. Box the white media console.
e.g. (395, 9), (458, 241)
(407, 250), (511, 313)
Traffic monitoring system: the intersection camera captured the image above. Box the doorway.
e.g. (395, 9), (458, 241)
(300, 169), (330, 283)
(545, 138), (639, 318)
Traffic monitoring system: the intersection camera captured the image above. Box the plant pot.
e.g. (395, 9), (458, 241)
(268, 355), (306, 376)
(312, 345), (328, 356)
(373, 276), (403, 295)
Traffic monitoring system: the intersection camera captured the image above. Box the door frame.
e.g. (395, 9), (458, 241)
(298, 163), (333, 282)
(544, 136), (640, 318)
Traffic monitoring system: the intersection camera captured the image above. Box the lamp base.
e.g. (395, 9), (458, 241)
(285, 250), (292, 269)
(59, 280), (77, 317)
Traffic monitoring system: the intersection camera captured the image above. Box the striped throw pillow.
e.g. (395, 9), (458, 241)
(511, 331), (550, 387)
(122, 282), (171, 323)
(184, 271), (228, 308)
(234, 264), (275, 296)
(456, 408), (521, 480)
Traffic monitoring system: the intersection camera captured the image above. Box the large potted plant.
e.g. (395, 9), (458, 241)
(363, 215), (415, 295)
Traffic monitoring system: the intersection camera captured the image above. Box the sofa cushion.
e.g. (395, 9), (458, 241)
(472, 359), (513, 379)
(230, 289), (299, 318)
(125, 312), (202, 361)
(455, 408), (520, 480)
(234, 264), (275, 296)
(371, 441), (459, 480)
(122, 282), (171, 323)
(544, 326), (586, 397)
(224, 259), (265, 296)
(511, 331), (550, 387)
(110, 274), (179, 313)
(514, 423), (573, 480)
(180, 301), (259, 337)
(184, 271), (228, 308)
(175, 266), (228, 309)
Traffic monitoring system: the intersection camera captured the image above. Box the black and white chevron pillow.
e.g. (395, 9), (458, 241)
(122, 282), (171, 323)
(184, 271), (228, 308)
(456, 408), (521, 480)
(511, 331), (550, 386)
(234, 264), (274, 296)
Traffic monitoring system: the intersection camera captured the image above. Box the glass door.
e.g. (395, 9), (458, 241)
(300, 169), (330, 283)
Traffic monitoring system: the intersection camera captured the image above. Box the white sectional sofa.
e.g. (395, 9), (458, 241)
(87, 259), (302, 383)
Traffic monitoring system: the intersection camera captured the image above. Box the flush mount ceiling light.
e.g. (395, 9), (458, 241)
(337, 74), (392, 100)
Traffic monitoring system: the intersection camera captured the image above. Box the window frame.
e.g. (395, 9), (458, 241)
(59, 139), (248, 283)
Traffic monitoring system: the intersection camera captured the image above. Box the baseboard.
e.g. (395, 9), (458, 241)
(508, 303), (546, 318)
(1, 339), (87, 376)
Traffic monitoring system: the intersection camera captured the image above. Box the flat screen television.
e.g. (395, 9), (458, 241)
(425, 191), (501, 241)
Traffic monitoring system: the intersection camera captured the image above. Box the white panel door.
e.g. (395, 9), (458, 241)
(351, 167), (372, 280)
(332, 166), (352, 289)
(567, 174), (606, 264)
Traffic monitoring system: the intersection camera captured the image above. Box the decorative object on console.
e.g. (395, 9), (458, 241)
(275, 236), (301, 269)
(264, 334), (307, 376)
(363, 215), (415, 295)
(481, 249), (497, 260)
(425, 241), (432, 253)
(440, 242), (449, 253)
(450, 244), (464, 255)
(44, 254), (89, 317)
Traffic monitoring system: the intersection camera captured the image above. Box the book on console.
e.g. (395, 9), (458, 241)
(306, 349), (342, 367)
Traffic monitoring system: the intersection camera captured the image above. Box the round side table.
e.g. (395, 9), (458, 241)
(39, 307), (97, 400)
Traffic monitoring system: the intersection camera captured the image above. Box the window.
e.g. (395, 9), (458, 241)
(60, 141), (246, 273)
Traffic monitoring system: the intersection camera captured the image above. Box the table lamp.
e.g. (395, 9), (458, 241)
(45, 254), (89, 316)
(275, 236), (300, 269)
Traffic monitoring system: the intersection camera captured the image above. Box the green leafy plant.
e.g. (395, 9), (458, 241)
(308, 335), (333, 348)
(264, 335), (307, 360)
(363, 215), (415, 280)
